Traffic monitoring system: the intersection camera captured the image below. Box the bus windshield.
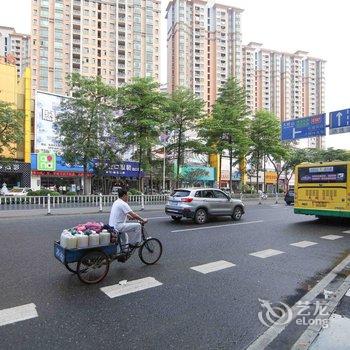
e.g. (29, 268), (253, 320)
(298, 165), (347, 184)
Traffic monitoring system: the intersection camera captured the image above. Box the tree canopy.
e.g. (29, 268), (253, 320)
(0, 101), (23, 158)
(200, 77), (251, 190)
(56, 73), (119, 194)
(165, 86), (205, 186)
(117, 77), (167, 191)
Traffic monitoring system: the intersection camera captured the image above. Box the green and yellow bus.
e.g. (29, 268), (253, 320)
(294, 161), (350, 218)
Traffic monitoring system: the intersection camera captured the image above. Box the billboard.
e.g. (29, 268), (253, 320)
(34, 91), (66, 153)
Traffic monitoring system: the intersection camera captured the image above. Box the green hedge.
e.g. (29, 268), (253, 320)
(27, 189), (60, 196)
(128, 188), (142, 195)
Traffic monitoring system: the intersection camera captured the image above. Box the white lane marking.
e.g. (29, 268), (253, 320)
(190, 260), (236, 274)
(321, 234), (343, 240)
(342, 230), (350, 234)
(249, 249), (284, 259)
(0, 303), (38, 327)
(346, 288), (350, 297)
(171, 220), (263, 233)
(100, 277), (162, 298)
(290, 241), (318, 248)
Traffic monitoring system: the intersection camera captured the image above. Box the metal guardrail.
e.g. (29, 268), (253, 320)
(0, 194), (170, 213)
(0, 193), (284, 213)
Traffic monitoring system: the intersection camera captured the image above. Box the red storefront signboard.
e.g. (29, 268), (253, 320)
(32, 170), (93, 178)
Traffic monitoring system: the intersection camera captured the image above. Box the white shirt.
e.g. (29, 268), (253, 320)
(109, 198), (133, 228)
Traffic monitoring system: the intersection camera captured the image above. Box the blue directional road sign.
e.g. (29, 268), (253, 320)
(329, 108), (350, 135)
(281, 114), (326, 141)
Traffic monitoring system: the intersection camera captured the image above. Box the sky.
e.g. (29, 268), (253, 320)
(1, 0), (349, 149)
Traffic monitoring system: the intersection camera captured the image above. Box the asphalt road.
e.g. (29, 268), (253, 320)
(0, 203), (349, 350)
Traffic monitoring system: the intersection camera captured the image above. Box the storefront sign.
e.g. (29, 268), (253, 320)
(0, 162), (31, 187)
(37, 152), (56, 171)
(31, 153), (93, 173)
(34, 91), (66, 153)
(265, 171), (277, 184)
(179, 166), (215, 181)
(32, 171), (93, 178)
(104, 161), (144, 178)
(221, 170), (241, 181)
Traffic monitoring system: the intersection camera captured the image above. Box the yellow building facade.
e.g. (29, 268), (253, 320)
(0, 60), (31, 162)
(0, 60), (32, 188)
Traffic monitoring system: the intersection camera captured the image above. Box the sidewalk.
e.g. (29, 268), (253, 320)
(0, 199), (285, 219)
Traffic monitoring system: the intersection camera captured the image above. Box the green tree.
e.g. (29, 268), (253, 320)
(319, 148), (350, 162)
(56, 73), (119, 194)
(281, 147), (350, 190)
(0, 101), (23, 158)
(118, 77), (167, 192)
(249, 110), (285, 192)
(165, 87), (205, 187)
(200, 77), (251, 191)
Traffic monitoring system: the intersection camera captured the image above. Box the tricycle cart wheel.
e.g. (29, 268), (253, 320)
(65, 262), (77, 274)
(139, 238), (162, 265)
(77, 250), (110, 284)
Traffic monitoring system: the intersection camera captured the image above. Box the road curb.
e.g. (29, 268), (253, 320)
(247, 254), (350, 350)
(291, 274), (350, 350)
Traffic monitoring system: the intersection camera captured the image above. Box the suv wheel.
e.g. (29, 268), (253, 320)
(171, 216), (182, 222)
(194, 209), (207, 224)
(232, 206), (243, 221)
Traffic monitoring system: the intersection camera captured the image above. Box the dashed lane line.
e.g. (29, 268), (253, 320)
(290, 241), (318, 248)
(321, 235), (344, 240)
(190, 260), (236, 274)
(249, 249), (285, 259)
(342, 230), (350, 234)
(171, 220), (263, 233)
(100, 277), (162, 298)
(0, 303), (38, 327)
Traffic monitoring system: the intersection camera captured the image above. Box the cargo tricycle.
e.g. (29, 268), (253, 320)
(54, 222), (162, 284)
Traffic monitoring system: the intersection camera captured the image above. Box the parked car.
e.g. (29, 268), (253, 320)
(284, 190), (295, 205)
(6, 187), (30, 197)
(165, 188), (245, 224)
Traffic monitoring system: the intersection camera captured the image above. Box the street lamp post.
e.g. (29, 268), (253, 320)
(163, 145), (166, 191)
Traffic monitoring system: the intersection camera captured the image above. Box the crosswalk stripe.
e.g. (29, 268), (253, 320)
(100, 277), (162, 298)
(290, 241), (318, 248)
(190, 260), (236, 274)
(342, 230), (350, 234)
(321, 235), (343, 240)
(0, 303), (38, 327)
(249, 249), (284, 258)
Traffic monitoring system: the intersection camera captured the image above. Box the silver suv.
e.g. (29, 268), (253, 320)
(165, 188), (245, 224)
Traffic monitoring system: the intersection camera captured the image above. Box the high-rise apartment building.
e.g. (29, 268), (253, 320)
(242, 42), (325, 122)
(0, 26), (30, 77)
(31, 0), (161, 95)
(166, 0), (243, 110)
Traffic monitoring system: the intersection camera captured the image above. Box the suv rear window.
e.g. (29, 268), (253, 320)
(171, 190), (191, 198)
